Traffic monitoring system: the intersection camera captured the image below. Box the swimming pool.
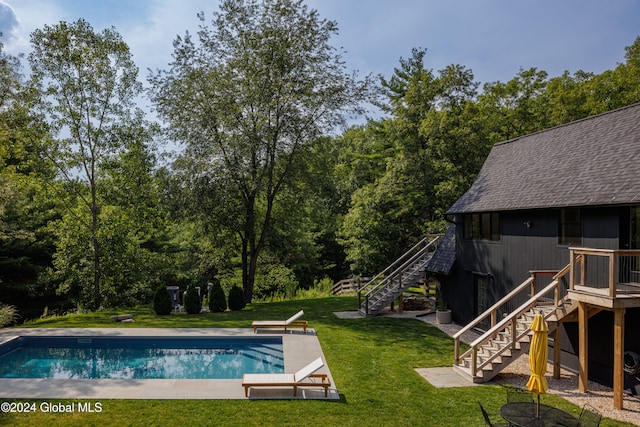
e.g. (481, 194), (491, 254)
(0, 336), (284, 379)
(0, 328), (335, 400)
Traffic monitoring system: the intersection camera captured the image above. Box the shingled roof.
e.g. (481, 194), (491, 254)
(448, 103), (640, 214)
(426, 225), (456, 274)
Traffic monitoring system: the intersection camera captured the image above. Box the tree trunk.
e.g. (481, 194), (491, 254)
(91, 183), (101, 310)
(242, 194), (256, 304)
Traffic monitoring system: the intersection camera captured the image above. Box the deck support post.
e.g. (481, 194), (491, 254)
(578, 301), (588, 393)
(553, 326), (561, 379)
(613, 307), (625, 410)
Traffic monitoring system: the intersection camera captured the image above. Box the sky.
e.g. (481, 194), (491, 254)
(1, 0), (639, 105)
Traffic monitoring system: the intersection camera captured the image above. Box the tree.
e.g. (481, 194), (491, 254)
(29, 19), (147, 309)
(478, 67), (550, 141)
(338, 50), (484, 274)
(0, 35), (60, 318)
(149, 0), (374, 302)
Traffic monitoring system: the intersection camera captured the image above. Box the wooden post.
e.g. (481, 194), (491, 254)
(398, 294), (404, 314)
(578, 302), (588, 393)
(530, 271), (536, 298)
(569, 249), (575, 290)
(553, 326), (561, 379)
(609, 252), (616, 297)
(613, 308), (625, 409)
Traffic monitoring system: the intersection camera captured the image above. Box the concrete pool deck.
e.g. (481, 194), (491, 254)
(0, 328), (338, 400)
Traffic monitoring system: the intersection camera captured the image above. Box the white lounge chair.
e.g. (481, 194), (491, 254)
(242, 357), (330, 397)
(251, 310), (308, 333)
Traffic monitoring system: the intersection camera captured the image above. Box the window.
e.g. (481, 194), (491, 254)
(464, 212), (500, 241)
(559, 208), (581, 246)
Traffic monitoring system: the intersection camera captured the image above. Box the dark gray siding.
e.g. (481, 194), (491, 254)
(440, 206), (640, 389)
(442, 207), (622, 325)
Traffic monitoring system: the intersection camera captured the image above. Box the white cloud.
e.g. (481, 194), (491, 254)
(122, 1), (219, 75)
(2, 0), (65, 54)
(0, 0), (20, 47)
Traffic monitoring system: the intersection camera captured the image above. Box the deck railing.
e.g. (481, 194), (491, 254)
(357, 234), (442, 314)
(569, 248), (640, 296)
(453, 263), (572, 377)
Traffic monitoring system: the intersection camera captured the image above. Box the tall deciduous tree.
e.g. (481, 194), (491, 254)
(29, 19), (146, 309)
(149, 0), (373, 302)
(0, 36), (59, 316)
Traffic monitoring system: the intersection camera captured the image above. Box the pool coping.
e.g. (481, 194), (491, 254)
(0, 328), (338, 400)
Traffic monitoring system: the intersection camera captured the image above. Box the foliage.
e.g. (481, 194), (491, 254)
(0, 303), (19, 327)
(208, 278), (227, 313)
(148, 0), (375, 303)
(254, 264), (299, 300)
(153, 285), (173, 315)
(337, 49), (482, 274)
(336, 39), (640, 276)
(4, 13), (640, 322)
(183, 285), (201, 314)
(28, 19), (151, 310)
(265, 276), (334, 301)
(435, 283), (448, 310)
(227, 285), (246, 311)
(0, 37), (60, 318)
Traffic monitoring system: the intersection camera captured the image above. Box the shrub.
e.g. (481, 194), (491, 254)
(184, 285), (202, 314)
(208, 279), (227, 313)
(153, 285), (173, 315)
(228, 285), (246, 311)
(0, 303), (19, 327)
(254, 264), (299, 300)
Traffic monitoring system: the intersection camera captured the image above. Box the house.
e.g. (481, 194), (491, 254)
(427, 103), (640, 408)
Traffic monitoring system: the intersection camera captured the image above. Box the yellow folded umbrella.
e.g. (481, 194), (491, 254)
(526, 312), (548, 418)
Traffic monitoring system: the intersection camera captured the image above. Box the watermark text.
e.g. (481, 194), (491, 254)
(1, 401), (102, 413)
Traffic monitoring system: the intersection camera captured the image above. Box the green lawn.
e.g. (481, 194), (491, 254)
(0, 297), (634, 426)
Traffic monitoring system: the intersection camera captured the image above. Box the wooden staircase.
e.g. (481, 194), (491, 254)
(452, 263), (585, 383)
(358, 234), (442, 316)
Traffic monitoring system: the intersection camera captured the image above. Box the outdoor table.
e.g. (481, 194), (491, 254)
(500, 402), (579, 427)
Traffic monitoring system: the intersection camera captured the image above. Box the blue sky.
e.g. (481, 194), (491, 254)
(2, 0), (639, 91)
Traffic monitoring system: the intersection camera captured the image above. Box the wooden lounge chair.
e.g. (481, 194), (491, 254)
(252, 310), (308, 333)
(242, 357), (330, 397)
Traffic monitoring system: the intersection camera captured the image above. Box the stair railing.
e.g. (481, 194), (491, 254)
(454, 262), (574, 378)
(358, 234), (442, 315)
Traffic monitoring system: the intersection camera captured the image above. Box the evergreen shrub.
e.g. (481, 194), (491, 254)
(228, 285), (246, 311)
(153, 285), (173, 315)
(184, 285), (202, 314)
(208, 279), (227, 312)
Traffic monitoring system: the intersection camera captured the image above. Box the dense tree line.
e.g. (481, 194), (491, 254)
(1, 0), (639, 319)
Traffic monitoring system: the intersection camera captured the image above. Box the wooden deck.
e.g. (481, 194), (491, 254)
(564, 248), (640, 409)
(569, 285), (640, 308)
(567, 247), (640, 308)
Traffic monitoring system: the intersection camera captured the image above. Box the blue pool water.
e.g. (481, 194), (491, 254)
(0, 336), (284, 379)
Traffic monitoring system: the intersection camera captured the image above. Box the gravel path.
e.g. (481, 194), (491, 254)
(381, 309), (640, 426)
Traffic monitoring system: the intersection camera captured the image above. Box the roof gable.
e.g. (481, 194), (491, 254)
(448, 103), (640, 214)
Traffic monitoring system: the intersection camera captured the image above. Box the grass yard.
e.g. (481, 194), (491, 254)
(0, 297), (635, 426)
